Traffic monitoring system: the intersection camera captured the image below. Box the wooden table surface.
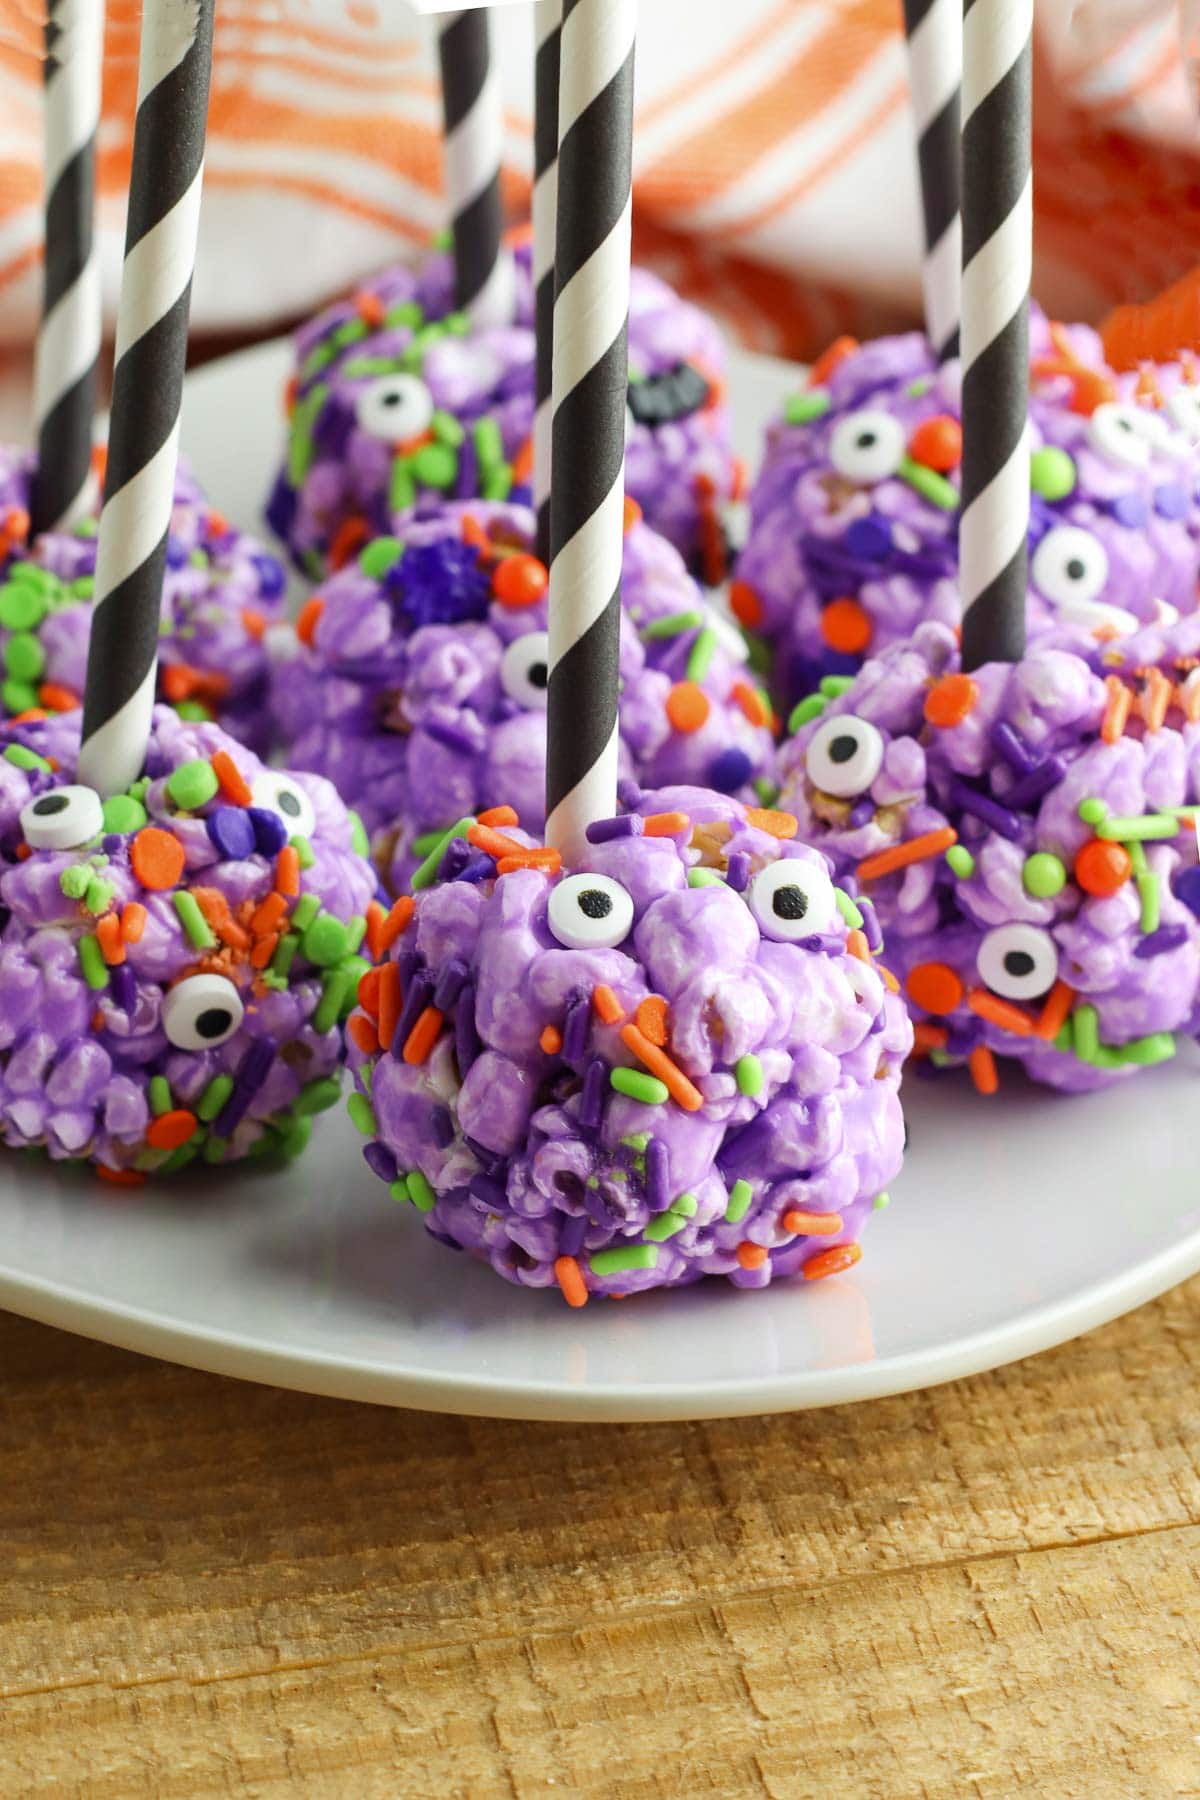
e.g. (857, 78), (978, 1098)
(3, 1278), (1200, 1799)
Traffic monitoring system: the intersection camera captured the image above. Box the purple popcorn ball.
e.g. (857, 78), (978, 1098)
(777, 617), (1200, 1093)
(0, 706), (376, 1176)
(348, 786), (910, 1301)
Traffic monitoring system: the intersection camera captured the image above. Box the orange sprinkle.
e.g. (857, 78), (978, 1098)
(496, 850), (562, 876)
(1179, 676), (1200, 726)
(665, 681), (711, 735)
(1067, 367), (1117, 417)
(619, 1023), (703, 1112)
(347, 1013), (380, 1056)
(7, 709), (47, 726)
(476, 805), (519, 829)
(967, 988), (1036, 1036)
(1138, 667), (1172, 733)
(160, 663), (202, 703)
(295, 596), (325, 646)
(906, 961), (964, 1016)
(782, 1209), (844, 1236)
(1035, 980), (1076, 1041)
(364, 899), (386, 961)
(743, 807), (798, 840)
(97, 1165), (145, 1187)
(634, 995), (669, 1047)
(728, 579), (764, 630)
(145, 1109), (199, 1152)
(803, 1242), (863, 1281)
(251, 891), (288, 936)
(1074, 837), (1132, 897)
(379, 895), (415, 952)
(95, 914), (125, 965)
(808, 335), (859, 387)
(554, 1255), (589, 1308)
(459, 512), (488, 552)
(357, 967), (381, 1018)
(731, 681), (769, 729)
(37, 682), (79, 712)
(622, 495), (643, 532)
(377, 961), (402, 1051)
(857, 827), (957, 883)
(13, 843), (29, 861)
(846, 929), (871, 962)
(328, 515), (370, 572)
(275, 846), (301, 898)
(467, 822), (527, 860)
(539, 1024), (563, 1055)
(912, 1022), (949, 1053)
(120, 902), (147, 944)
(510, 436), (534, 484)
(355, 289), (385, 327)
(240, 606), (267, 642)
(1101, 676), (1132, 744)
(250, 932), (279, 970)
(91, 1010), (106, 1034)
(820, 597), (872, 656)
(736, 1241), (768, 1270)
(968, 1045), (999, 1095)
(592, 984), (625, 1025)
(211, 749), (253, 807)
(877, 962), (900, 994)
(130, 827), (185, 891)
(924, 672), (979, 729)
(403, 1005), (444, 1065)
(641, 811), (690, 838)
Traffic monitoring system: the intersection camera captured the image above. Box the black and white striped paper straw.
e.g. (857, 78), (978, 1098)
(902, 0), (961, 361)
(437, 10), (515, 328)
(959, 0), (1032, 671)
(533, 0), (562, 568)
(78, 0), (215, 798)
(30, 0), (104, 536)
(545, 0), (636, 861)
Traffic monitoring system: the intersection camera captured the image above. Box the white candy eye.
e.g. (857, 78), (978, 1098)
(804, 714), (884, 798)
(829, 410), (906, 484)
(500, 631), (550, 710)
(977, 924), (1057, 1001)
(250, 771), (316, 838)
(20, 784), (103, 850)
(547, 872), (634, 949)
(354, 373), (434, 443)
(161, 972), (245, 1049)
(748, 858), (837, 942)
(1166, 386), (1200, 444)
(1088, 401), (1152, 469)
(1031, 524), (1109, 607)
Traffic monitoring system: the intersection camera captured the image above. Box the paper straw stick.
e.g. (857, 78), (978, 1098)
(902, 0), (961, 361)
(78, 0), (215, 798)
(959, 0), (1032, 672)
(545, 0), (636, 862)
(30, 0), (104, 536)
(533, 0), (562, 567)
(437, 11), (515, 329)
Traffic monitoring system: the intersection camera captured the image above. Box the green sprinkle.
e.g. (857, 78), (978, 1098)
(101, 794), (147, 834)
(411, 441), (458, 490)
(77, 935), (107, 990)
(313, 969), (352, 1034)
(166, 758), (219, 811)
(906, 376), (933, 397)
(685, 627), (718, 684)
(787, 694), (827, 734)
(60, 862), (91, 900)
(303, 913), (350, 968)
(149, 1075), (173, 1117)
(481, 465), (513, 503)
(644, 1211), (687, 1241)
(69, 575), (94, 600)
(641, 608), (704, 640)
(270, 932), (300, 979)
(411, 816), (474, 890)
(1127, 839), (1148, 877)
(298, 340), (336, 383)
(286, 384), (327, 486)
(589, 1244), (659, 1276)
(1030, 445), (1076, 501)
(302, 549), (324, 582)
(291, 892), (321, 932)
(473, 416), (504, 471)
(277, 1113), (314, 1161)
(173, 890), (216, 950)
(158, 1142), (201, 1176)
(341, 957), (370, 1009)
(188, 548), (209, 571)
(672, 1192), (698, 1218)
(331, 317), (368, 348)
(385, 299), (425, 330)
(687, 867), (724, 887)
(1137, 870), (1160, 934)
(621, 1132), (650, 1152)
(1117, 1032), (1175, 1067)
(1071, 1004), (1120, 1069)
(1078, 797), (1108, 826)
(783, 388), (832, 426)
(174, 700), (212, 723)
(84, 877), (114, 916)
(735, 1054), (764, 1097)
(0, 582), (48, 630)
(359, 536), (404, 579)
(834, 887), (863, 929)
(752, 778), (781, 808)
(898, 456), (959, 510)
(1095, 813), (1178, 841)
(431, 409), (466, 447)
(1022, 852), (1066, 898)
(347, 810), (370, 859)
(724, 1179), (753, 1223)
(295, 1076), (343, 1116)
(3, 678), (37, 713)
(389, 456), (416, 512)
(73, 515), (99, 537)
(400, 322), (449, 370)
(344, 915), (367, 955)
(197, 1074), (235, 1122)
(411, 827), (446, 857)
(945, 844), (975, 879)
(389, 1179), (411, 1205)
(819, 674), (855, 698)
(340, 354), (405, 378)
(610, 1067), (669, 1106)
(289, 833), (315, 870)
(346, 1091), (376, 1136)
(873, 1191), (891, 1211)
(406, 1169), (436, 1212)
(202, 1135), (229, 1165)
(4, 742), (50, 773)
(259, 971), (288, 993)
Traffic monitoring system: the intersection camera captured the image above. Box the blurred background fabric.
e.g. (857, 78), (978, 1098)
(0, 0), (1199, 362)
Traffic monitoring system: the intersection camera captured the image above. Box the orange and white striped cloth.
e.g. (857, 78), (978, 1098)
(1, 0), (1199, 362)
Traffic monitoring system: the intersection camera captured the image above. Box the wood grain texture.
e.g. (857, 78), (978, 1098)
(3, 1279), (1200, 1798)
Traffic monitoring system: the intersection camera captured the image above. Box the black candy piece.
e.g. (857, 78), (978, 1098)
(627, 361), (712, 427)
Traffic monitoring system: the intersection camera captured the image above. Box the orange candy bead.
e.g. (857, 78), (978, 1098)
(907, 414), (962, 471)
(1074, 838), (1132, 896)
(665, 681), (711, 734)
(820, 597), (872, 655)
(905, 961), (965, 1016)
(923, 672), (979, 728)
(492, 553), (548, 608)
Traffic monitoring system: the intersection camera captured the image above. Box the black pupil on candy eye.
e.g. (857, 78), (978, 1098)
(578, 889), (612, 920)
(830, 734), (858, 765)
(529, 662), (548, 690)
(1003, 951), (1035, 978)
(197, 1008), (234, 1040)
(33, 794), (69, 815)
(277, 790), (302, 818)
(773, 885), (808, 921)
(1065, 558), (1086, 581)
(382, 390), (403, 407)
(855, 432), (876, 449)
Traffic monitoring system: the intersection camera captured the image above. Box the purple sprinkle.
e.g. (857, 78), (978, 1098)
(215, 1036), (278, 1138)
(462, 1133), (503, 1175)
(165, 539), (189, 569)
(843, 514), (893, 560)
(469, 1171), (507, 1208)
(452, 435), (479, 500)
(108, 963), (136, 1015)
(709, 747), (754, 793)
(725, 851), (751, 892)
(950, 778), (1023, 841)
(454, 984), (479, 1077)
(1154, 483), (1189, 521)
(433, 958), (469, 1011)
(990, 720), (1039, 774)
(558, 1213), (588, 1257)
(423, 715), (479, 757)
(1110, 492), (1149, 529)
(393, 971), (435, 1054)
(1004, 754), (1067, 810)
(847, 799), (875, 829)
(248, 807), (289, 855)
(430, 1105), (455, 1149)
(102, 833), (123, 855)
(617, 777), (644, 809)
(456, 853), (495, 884)
(206, 806), (257, 860)
(1135, 923), (1189, 958)
(801, 932), (846, 955)
(579, 1057), (607, 1130)
(562, 991), (591, 1065)
(1174, 867), (1200, 918)
(840, 874), (859, 898)
(586, 815), (640, 843)
(645, 1137), (670, 1212)
(397, 949), (425, 988)
(858, 895), (883, 952)
(363, 1140), (398, 1183)
(439, 835), (472, 880)
(251, 552), (286, 599)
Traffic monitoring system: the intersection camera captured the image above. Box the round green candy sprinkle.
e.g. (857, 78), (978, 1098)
(101, 794), (147, 834)
(295, 1076), (343, 1116)
(735, 1054), (764, 1097)
(610, 1067), (669, 1106)
(873, 1191), (891, 1210)
(60, 862), (91, 899)
(303, 913), (351, 968)
(358, 536), (404, 579)
(4, 631), (44, 682)
(2, 678), (37, 713)
(188, 548), (209, 570)
(945, 844), (975, 879)
(1030, 445), (1076, 501)
(1078, 796), (1107, 825)
(410, 441), (458, 490)
(407, 1169), (436, 1212)
(783, 388), (832, 426)
(0, 582), (48, 630)
(1022, 851), (1067, 898)
(167, 758), (220, 811)
(787, 694), (827, 734)
(346, 1091), (377, 1136)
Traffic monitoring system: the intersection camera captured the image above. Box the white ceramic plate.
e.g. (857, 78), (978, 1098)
(2, 339), (1199, 1422)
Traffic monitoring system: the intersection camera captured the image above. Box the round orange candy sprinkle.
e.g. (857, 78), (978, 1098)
(923, 672), (979, 728)
(1074, 837), (1132, 896)
(906, 960), (965, 1016)
(622, 495), (643, 532)
(728, 580), (764, 629)
(492, 553), (548, 608)
(907, 414), (962, 471)
(635, 995), (669, 1047)
(145, 1109), (198, 1151)
(130, 827), (185, 891)
(820, 597), (872, 655)
(665, 681), (711, 734)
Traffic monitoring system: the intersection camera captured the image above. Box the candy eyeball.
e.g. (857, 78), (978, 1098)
(977, 923), (1058, 1001)
(20, 784), (104, 850)
(1031, 524), (1109, 608)
(1166, 386), (1200, 444)
(829, 410), (906, 485)
(250, 770), (316, 838)
(547, 872), (635, 949)
(804, 714), (884, 798)
(354, 373), (435, 443)
(748, 858), (837, 942)
(1088, 401), (1153, 469)
(500, 631), (551, 710)
(161, 973), (245, 1049)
